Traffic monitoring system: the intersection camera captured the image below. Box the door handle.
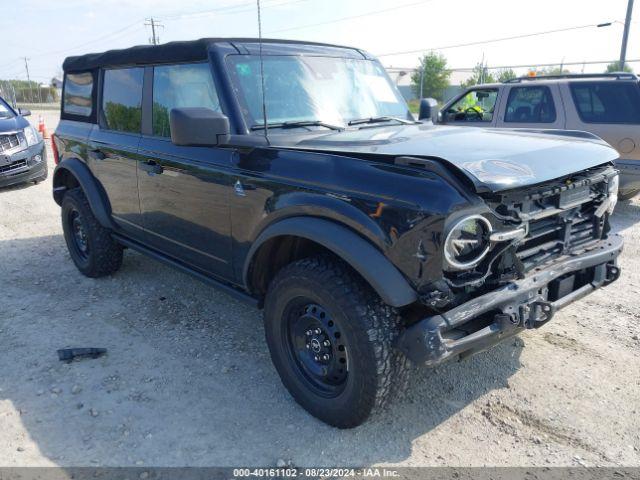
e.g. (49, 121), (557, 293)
(88, 149), (106, 161)
(140, 160), (163, 175)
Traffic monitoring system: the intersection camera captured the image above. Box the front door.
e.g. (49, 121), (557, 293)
(137, 62), (234, 280)
(88, 67), (145, 238)
(441, 87), (500, 127)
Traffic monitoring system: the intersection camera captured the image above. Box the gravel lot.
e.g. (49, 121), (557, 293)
(0, 110), (639, 467)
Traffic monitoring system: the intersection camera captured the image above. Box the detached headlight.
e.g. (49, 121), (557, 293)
(444, 215), (492, 270)
(607, 174), (619, 214)
(23, 125), (40, 147)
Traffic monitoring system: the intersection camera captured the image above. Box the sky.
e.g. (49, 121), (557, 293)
(0, 0), (637, 83)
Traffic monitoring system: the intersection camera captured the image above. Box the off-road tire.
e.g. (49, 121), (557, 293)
(264, 255), (411, 428)
(61, 187), (123, 278)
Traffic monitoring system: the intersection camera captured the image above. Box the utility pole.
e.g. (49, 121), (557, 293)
(23, 57), (34, 104)
(145, 17), (163, 45)
(620, 0), (634, 70)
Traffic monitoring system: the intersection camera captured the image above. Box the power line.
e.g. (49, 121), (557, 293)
(161, 0), (309, 21)
(377, 22), (617, 58)
(266, 0), (434, 34)
(28, 20), (144, 59)
(385, 58), (640, 73)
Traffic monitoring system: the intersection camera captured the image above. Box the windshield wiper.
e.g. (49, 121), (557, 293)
(348, 116), (416, 126)
(251, 120), (343, 131)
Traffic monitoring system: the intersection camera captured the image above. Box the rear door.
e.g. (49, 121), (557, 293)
(440, 87), (501, 127)
(136, 62), (234, 280)
(88, 67), (145, 238)
(495, 84), (565, 129)
(562, 80), (640, 161)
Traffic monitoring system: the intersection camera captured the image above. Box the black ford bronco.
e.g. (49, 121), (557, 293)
(53, 38), (623, 428)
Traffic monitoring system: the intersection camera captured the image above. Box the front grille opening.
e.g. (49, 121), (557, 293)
(0, 159), (28, 175)
(516, 202), (601, 271)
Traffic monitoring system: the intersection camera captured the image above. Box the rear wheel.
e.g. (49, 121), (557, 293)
(264, 255), (410, 428)
(61, 188), (123, 277)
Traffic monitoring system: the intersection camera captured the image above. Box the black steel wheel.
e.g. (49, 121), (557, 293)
(284, 302), (349, 397)
(264, 255), (410, 428)
(61, 188), (123, 278)
(67, 208), (90, 261)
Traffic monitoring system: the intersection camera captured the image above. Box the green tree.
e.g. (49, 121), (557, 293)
(606, 62), (633, 73)
(410, 52), (451, 101)
(497, 68), (517, 82)
(540, 67), (571, 75)
(461, 63), (496, 88)
(104, 102), (141, 133)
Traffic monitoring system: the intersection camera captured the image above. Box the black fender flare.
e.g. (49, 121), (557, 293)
(52, 158), (116, 229)
(244, 217), (418, 308)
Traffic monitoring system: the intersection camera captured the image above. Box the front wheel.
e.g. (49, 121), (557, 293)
(264, 256), (410, 428)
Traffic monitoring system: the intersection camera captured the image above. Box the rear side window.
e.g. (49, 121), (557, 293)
(505, 86), (556, 123)
(101, 68), (144, 133)
(63, 72), (93, 117)
(570, 82), (640, 124)
(152, 63), (221, 138)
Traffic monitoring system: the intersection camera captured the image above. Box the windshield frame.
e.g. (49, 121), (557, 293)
(224, 53), (412, 134)
(0, 96), (16, 120)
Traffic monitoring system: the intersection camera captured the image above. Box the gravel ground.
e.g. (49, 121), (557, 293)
(0, 111), (638, 467)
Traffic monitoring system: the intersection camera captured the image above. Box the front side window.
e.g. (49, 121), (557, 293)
(505, 86), (556, 123)
(0, 97), (14, 119)
(152, 63), (221, 138)
(570, 82), (640, 124)
(101, 68), (144, 133)
(226, 55), (410, 129)
(444, 89), (498, 122)
(64, 72), (93, 117)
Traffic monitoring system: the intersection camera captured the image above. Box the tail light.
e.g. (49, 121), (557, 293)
(51, 133), (60, 165)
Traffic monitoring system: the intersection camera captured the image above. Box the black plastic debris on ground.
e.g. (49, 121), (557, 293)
(57, 348), (107, 363)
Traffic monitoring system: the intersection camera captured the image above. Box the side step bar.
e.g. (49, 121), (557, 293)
(112, 233), (260, 308)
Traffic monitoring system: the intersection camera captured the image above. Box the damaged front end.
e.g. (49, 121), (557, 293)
(396, 164), (623, 366)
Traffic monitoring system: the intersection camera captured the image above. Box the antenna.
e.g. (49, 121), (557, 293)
(256, 0), (269, 144)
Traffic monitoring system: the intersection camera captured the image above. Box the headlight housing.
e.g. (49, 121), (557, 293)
(607, 174), (619, 214)
(23, 125), (40, 147)
(444, 215), (492, 270)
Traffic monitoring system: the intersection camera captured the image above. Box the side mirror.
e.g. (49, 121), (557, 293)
(169, 107), (230, 147)
(418, 98), (438, 123)
(18, 108), (31, 117)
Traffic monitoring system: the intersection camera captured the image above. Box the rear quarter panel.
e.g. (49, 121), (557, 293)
(560, 82), (640, 162)
(55, 120), (93, 165)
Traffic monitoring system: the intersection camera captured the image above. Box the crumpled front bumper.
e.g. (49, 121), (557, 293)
(395, 234), (624, 366)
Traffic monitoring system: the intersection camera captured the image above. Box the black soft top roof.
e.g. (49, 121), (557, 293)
(62, 38), (366, 72)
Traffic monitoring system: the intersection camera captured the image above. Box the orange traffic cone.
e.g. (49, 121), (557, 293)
(38, 115), (49, 139)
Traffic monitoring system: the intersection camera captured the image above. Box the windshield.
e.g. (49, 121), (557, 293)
(226, 55), (411, 130)
(0, 97), (15, 119)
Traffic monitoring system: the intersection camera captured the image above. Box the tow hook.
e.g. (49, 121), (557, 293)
(524, 300), (555, 329)
(606, 264), (621, 285)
